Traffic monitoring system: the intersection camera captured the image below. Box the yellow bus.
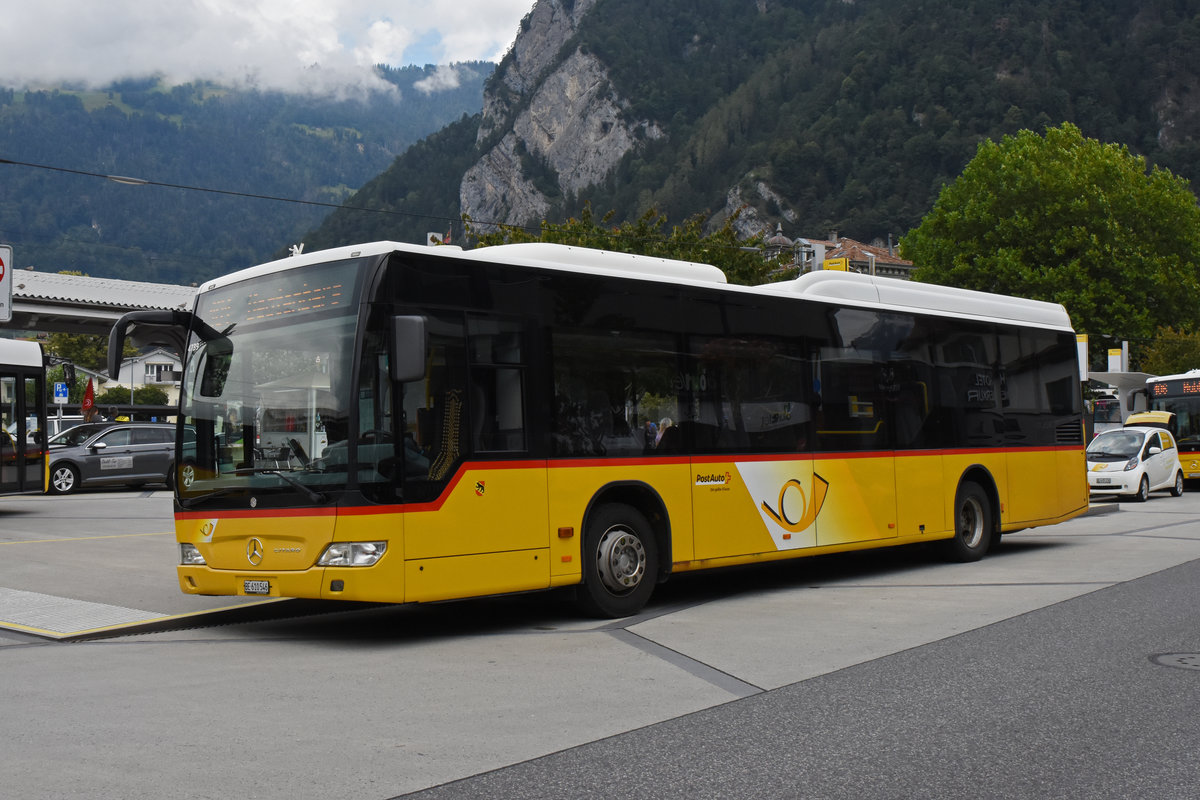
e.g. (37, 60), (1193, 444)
(0, 338), (47, 496)
(110, 241), (1088, 617)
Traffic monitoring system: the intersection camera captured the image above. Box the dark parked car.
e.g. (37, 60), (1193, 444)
(46, 422), (120, 447)
(48, 422), (187, 494)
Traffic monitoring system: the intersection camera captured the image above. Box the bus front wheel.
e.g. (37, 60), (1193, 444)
(577, 503), (659, 618)
(943, 482), (993, 562)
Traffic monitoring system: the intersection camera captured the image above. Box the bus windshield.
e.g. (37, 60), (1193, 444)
(178, 259), (367, 506)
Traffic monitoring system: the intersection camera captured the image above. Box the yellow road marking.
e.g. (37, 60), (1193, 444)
(0, 531), (172, 545)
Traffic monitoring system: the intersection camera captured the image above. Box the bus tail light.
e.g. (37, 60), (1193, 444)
(317, 542), (387, 567)
(180, 543), (207, 565)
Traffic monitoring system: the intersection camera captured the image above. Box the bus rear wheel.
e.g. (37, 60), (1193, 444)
(943, 482), (993, 562)
(576, 503), (658, 618)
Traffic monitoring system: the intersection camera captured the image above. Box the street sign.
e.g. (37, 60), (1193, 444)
(0, 244), (12, 322)
(54, 382), (69, 405)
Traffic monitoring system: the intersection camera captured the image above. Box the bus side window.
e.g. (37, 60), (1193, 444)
(550, 329), (679, 458)
(689, 336), (812, 454)
(998, 328), (1079, 445)
(468, 317), (527, 453)
(817, 308), (895, 452)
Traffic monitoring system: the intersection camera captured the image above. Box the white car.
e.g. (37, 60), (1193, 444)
(1086, 426), (1184, 501)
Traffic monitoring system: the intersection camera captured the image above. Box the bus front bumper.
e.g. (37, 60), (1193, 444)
(177, 564), (402, 603)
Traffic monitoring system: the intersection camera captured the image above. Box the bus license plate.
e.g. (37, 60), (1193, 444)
(244, 580), (271, 595)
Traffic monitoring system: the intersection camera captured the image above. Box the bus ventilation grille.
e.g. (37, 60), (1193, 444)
(1056, 421), (1084, 445)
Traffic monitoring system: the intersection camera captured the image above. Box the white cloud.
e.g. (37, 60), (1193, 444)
(1, 0), (532, 94)
(355, 20), (417, 68)
(413, 65), (463, 95)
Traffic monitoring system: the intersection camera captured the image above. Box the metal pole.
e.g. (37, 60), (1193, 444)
(130, 355), (136, 421)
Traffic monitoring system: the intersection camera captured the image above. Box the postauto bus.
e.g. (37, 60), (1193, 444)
(109, 241), (1087, 617)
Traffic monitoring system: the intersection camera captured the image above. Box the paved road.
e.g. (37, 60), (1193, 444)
(1, 490), (1198, 799)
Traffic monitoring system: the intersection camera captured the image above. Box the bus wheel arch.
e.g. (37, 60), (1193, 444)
(575, 483), (670, 618)
(943, 467), (998, 562)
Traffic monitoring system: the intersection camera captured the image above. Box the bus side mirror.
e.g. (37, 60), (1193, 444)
(391, 316), (427, 383)
(198, 338), (233, 398)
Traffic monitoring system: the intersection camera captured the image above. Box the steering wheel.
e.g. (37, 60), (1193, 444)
(359, 429), (394, 443)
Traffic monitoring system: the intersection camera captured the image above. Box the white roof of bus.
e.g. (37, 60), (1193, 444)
(0, 338), (44, 368)
(756, 270), (1074, 330)
(199, 240), (727, 292)
(1146, 369), (1200, 383)
(200, 240), (1074, 331)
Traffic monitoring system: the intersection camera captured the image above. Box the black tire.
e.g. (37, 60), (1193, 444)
(50, 463), (80, 495)
(576, 503), (659, 618)
(1132, 475), (1150, 503)
(1170, 471), (1184, 497)
(942, 482), (993, 562)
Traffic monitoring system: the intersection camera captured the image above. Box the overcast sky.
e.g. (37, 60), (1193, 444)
(3, 0), (533, 94)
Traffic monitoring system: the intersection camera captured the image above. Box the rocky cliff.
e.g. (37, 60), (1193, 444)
(460, 0), (662, 228)
(303, 0), (1200, 253)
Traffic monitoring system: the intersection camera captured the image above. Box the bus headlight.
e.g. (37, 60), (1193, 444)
(317, 541), (387, 567)
(180, 543), (207, 566)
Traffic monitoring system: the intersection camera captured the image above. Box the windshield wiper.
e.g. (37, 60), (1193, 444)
(178, 486), (252, 507)
(233, 467), (328, 504)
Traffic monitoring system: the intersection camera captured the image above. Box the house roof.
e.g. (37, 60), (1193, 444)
(823, 237), (912, 268)
(11, 270), (196, 311)
(119, 347), (182, 366)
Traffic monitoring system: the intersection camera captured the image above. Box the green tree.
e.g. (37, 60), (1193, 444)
(95, 385), (169, 406)
(134, 386), (170, 405)
(1139, 328), (1200, 376)
(466, 204), (789, 286)
(95, 386), (130, 405)
(45, 332), (135, 372)
(901, 123), (1200, 348)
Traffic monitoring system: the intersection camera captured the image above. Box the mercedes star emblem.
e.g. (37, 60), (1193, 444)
(247, 537), (265, 566)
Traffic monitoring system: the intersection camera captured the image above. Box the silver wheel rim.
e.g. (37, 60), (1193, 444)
(595, 525), (646, 595)
(181, 464), (195, 488)
(958, 495), (984, 550)
(52, 467), (74, 493)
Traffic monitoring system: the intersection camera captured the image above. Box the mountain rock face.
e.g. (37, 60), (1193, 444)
(305, 0), (1200, 252)
(461, 0), (662, 227)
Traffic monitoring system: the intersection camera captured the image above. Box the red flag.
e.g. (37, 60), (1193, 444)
(81, 378), (95, 413)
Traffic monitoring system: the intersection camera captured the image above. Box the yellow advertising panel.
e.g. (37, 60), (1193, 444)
(823, 257), (849, 271)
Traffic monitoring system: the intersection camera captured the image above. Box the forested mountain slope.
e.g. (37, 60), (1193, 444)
(304, 0), (1200, 251)
(0, 63), (491, 283)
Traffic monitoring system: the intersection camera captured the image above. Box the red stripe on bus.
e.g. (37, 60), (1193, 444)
(176, 444), (1081, 521)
